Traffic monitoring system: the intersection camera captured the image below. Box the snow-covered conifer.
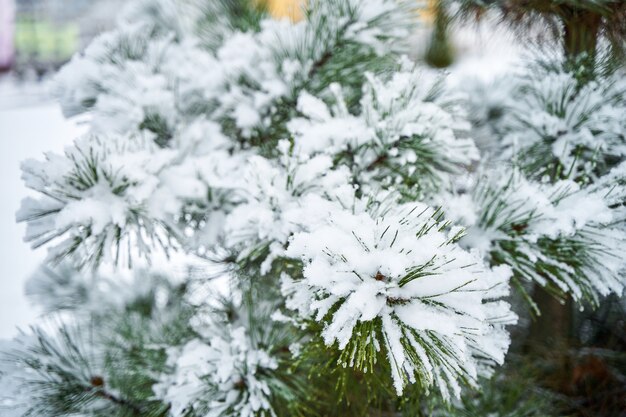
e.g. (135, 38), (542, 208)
(5, 0), (626, 416)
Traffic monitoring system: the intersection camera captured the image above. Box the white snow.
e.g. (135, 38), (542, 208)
(0, 96), (85, 338)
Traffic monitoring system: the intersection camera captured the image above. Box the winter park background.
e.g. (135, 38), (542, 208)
(0, 1), (625, 416)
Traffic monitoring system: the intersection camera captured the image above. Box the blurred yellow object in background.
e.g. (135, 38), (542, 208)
(259, 0), (306, 21)
(422, 0), (437, 22)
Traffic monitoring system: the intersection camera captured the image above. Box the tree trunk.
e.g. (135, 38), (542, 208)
(562, 9), (602, 80)
(526, 285), (572, 352)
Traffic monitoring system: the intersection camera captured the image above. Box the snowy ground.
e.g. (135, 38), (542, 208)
(0, 79), (85, 338)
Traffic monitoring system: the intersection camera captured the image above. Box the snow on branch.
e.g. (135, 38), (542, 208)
(442, 168), (626, 309)
(282, 202), (516, 400)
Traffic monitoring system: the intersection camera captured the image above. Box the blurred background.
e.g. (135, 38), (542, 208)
(1, 0), (124, 76)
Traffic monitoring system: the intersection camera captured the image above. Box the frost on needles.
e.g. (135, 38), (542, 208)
(3, 0), (626, 416)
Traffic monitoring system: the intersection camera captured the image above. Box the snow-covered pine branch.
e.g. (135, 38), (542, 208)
(441, 168), (626, 310)
(212, 0), (419, 146)
(282, 202), (516, 400)
(158, 331), (278, 417)
(17, 133), (186, 267)
(288, 60), (478, 199)
(479, 60), (626, 183)
(220, 143), (355, 274)
(1, 267), (194, 417)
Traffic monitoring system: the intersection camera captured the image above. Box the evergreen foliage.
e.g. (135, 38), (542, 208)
(2, 0), (625, 416)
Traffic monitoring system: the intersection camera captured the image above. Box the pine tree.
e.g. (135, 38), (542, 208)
(1, 1), (625, 416)
(451, 0), (626, 348)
